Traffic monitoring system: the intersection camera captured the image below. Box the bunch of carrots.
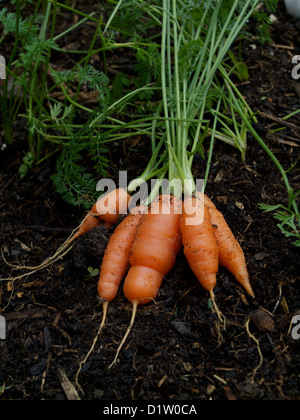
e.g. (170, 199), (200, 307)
(3, 184), (254, 369)
(89, 187), (254, 366)
(2, 0), (270, 383)
(76, 0), (259, 373)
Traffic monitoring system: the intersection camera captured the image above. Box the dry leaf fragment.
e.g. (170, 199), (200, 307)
(236, 202), (245, 210)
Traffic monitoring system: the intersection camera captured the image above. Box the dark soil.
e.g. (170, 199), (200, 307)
(0, 1), (299, 401)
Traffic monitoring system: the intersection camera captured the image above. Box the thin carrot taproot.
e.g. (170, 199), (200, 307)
(203, 194), (255, 298)
(109, 194), (182, 368)
(180, 194), (225, 324)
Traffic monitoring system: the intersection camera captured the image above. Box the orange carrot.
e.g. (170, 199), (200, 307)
(109, 195), (182, 368)
(123, 266), (164, 306)
(203, 194), (255, 298)
(180, 195), (223, 323)
(97, 205), (146, 304)
(124, 194), (182, 302)
(96, 188), (131, 226)
(72, 188), (131, 243)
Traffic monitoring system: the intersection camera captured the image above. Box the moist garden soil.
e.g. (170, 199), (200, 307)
(0, 1), (300, 401)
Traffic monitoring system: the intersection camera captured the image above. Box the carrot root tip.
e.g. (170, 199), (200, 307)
(75, 301), (109, 394)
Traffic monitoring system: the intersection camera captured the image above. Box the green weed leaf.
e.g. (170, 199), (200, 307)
(88, 267), (100, 277)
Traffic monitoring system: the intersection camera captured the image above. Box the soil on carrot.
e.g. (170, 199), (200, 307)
(0, 2), (299, 400)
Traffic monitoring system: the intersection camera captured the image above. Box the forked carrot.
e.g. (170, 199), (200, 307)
(203, 194), (255, 298)
(109, 194), (182, 368)
(180, 194), (225, 325)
